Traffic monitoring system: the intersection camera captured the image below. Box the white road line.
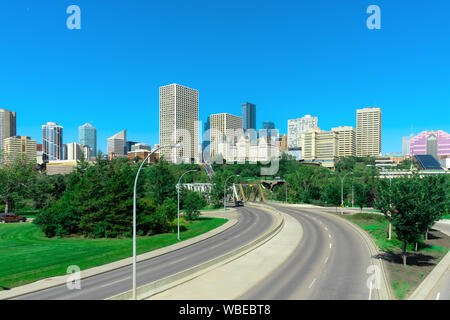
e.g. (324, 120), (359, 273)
(169, 257), (187, 265)
(325, 227), (328, 231)
(308, 278), (317, 289)
(329, 243), (332, 249)
(324, 257), (329, 264)
(436, 292), (440, 300)
(100, 277), (130, 288)
(329, 234), (331, 238)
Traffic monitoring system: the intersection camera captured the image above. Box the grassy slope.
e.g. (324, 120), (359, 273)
(0, 217), (226, 290)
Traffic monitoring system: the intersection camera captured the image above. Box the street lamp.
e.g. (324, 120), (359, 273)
(224, 174), (240, 219)
(177, 169), (198, 241)
(132, 143), (181, 300)
(331, 171), (353, 214)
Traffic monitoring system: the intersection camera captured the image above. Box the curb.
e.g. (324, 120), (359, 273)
(408, 248), (450, 300)
(107, 203), (284, 300)
(0, 209), (237, 300)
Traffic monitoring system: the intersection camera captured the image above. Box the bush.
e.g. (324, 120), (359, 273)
(183, 191), (207, 221)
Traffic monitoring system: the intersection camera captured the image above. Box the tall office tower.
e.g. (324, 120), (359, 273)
(202, 116), (211, 158)
(3, 136), (36, 164)
(356, 107), (382, 157)
(67, 142), (83, 160)
(0, 109), (16, 153)
(107, 130), (127, 159)
(42, 122), (63, 162)
(287, 115), (318, 150)
(402, 134), (414, 157)
(242, 102), (256, 131)
(209, 113), (243, 159)
(78, 123), (97, 158)
(159, 84), (199, 163)
(301, 127), (338, 168)
(332, 126), (356, 157)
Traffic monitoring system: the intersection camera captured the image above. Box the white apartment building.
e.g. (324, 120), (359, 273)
(67, 142), (83, 161)
(356, 107), (382, 157)
(287, 115), (318, 150)
(209, 113), (242, 160)
(159, 84), (199, 163)
(332, 126), (356, 157)
(107, 130), (127, 158)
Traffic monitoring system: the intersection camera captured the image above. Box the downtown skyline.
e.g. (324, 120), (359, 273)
(1, 1), (449, 153)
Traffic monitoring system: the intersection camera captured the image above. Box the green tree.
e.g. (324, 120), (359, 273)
(183, 191), (207, 220)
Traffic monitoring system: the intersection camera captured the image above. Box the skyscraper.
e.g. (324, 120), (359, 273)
(78, 123), (97, 158)
(242, 102), (256, 131)
(332, 126), (356, 157)
(107, 130), (127, 159)
(208, 113), (243, 159)
(301, 127), (338, 168)
(67, 142), (83, 160)
(42, 122), (63, 162)
(287, 115), (318, 150)
(0, 109), (16, 153)
(3, 136), (36, 164)
(356, 107), (382, 157)
(159, 84), (199, 163)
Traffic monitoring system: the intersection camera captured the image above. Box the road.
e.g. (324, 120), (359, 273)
(239, 204), (379, 300)
(13, 206), (273, 300)
(428, 220), (450, 300)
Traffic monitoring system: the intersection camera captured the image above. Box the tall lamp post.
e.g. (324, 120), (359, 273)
(132, 143), (181, 300)
(331, 171), (353, 214)
(177, 169), (198, 241)
(224, 174), (240, 219)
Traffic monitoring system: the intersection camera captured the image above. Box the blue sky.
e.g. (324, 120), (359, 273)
(1, 0), (449, 154)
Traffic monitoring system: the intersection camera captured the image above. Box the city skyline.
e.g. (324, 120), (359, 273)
(1, 2), (449, 154)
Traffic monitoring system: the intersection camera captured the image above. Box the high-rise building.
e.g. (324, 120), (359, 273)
(332, 126), (356, 157)
(202, 116), (211, 159)
(3, 136), (36, 164)
(0, 109), (16, 153)
(78, 123), (97, 158)
(42, 122), (63, 162)
(208, 113), (243, 159)
(356, 107), (382, 157)
(159, 84), (199, 163)
(402, 134), (414, 157)
(242, 102), (256, 131)
(287, 115), (318, 150)
(67, 142), (83, 160)
(107, 130), (127, 159)
(409, 130), (450, 160)
(301, 127), (338, 168)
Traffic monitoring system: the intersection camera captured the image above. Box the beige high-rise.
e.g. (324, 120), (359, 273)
(159, 84), (199, 163)
(3, 136), (36, 164)
(0, 109), (16, 153)
(356, 107), (382, 157)
(302, 127), (338, 168)
(209, 113), (242, 159)
(332, 126), (356, 157)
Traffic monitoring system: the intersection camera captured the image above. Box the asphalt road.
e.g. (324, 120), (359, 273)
(428, 220), (450, 300)
(239, 205), (378, 300)
(13, 206), (273, 300)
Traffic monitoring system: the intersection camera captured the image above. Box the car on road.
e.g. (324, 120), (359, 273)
(235, 200), (244, 207)
(0, 214), (27, 223)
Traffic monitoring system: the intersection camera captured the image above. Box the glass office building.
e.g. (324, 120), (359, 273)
(78, 123), (97, 158)
(42, 122), (63, 162)
(242, 102), (256, 131)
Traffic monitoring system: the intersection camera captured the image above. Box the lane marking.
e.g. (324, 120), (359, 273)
(169, 257), (187, 265)
(324, 257), (329, 264)
(436, 292), (440, 300)
(308, 278), (317, 289)
(329, 234), (331, 238)
(329, 243), (332, 249)
(325, 227), (328, 231)
(100, 277), (130, 288)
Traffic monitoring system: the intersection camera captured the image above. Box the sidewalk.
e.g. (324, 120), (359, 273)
(148, 206), (302, 300)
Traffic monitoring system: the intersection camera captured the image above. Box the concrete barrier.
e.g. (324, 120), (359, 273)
(107, 203), (284, 300)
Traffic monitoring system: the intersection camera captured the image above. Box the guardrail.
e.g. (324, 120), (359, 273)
(107, 203), (284, 300)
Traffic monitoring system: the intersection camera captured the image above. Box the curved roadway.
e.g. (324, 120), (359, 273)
(13, 207), (273, 300)
(240, 204), (378, 300)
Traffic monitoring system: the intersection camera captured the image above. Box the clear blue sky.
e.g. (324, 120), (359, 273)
(1, 0), (449, 154)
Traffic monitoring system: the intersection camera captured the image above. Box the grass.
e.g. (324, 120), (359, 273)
(441, 214), (450, 220)
(0, 217), (227, 290)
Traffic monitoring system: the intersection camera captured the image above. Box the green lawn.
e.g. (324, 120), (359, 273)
(0, 217), (227, 290)
(441, 214), (450, 220)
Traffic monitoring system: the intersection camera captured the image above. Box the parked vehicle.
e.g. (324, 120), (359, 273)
(235, 200), (244, 207)
(0, 214), (27, 223)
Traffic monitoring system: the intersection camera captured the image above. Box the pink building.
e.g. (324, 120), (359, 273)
(409, 130), (450, 160)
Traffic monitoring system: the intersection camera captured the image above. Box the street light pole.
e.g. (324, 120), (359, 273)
(177, 169), (198, 241)
(224, 174), (240, 219)
(132, 143), (180, 300)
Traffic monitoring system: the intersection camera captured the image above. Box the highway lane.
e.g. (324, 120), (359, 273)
(428, 221), (450, 300)
(239, 205), (377, 300)
(13, 206), (273, 300)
